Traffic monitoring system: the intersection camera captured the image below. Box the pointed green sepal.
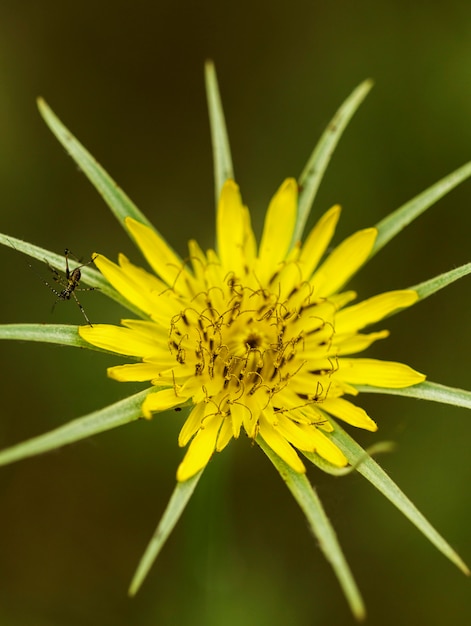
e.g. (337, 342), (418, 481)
(37, 98), (162, 238)
(328, 420), (470, 575)
(0, 323), (99, 350)
(128, 470), (203, 596)
(410, 262), (471, 301)
(372, 162), (471, 257)
(294, 79), (373, 245)
(355, 380), (471, 410)
(205, 60), (234, 209)
(0, 389), (149, 467)
(257, 435), (366, 621)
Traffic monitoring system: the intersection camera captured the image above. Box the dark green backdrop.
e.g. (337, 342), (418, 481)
(0, 1), (470, 624)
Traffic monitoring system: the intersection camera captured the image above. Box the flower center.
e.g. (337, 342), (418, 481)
(168, 279), (336, 410)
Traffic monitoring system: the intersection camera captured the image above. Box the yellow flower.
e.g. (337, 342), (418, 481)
(1, 65), (470, 618)
(80, 177), (424, 481)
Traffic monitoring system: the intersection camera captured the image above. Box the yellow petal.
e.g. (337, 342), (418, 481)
(335, 290), (418, 334)
(322, 397), (377, 431)
(231, 401), (251, 439)
(79, 324), (157, 357)
(299, 424), (348, 466)
(241, 200), (257, 264)
(272, 411), (320, 450)
(188, 239), (207, 283)
(125, 217), (190, 291)
(258, 179), (298, 281)
(216, 418), (233, 451)
(299, 205), (341, 280)
(117, 253), (167, 292)
(176, 414), (223, 481)
(178, 403), (206, 446)
(311, 228), (377, 296)
(120, 319), (167, 345)
(258, 413), (306, 473)
(93, 254), (159, 316)
(117, 254), (181, 324)
(216, 180), (254, 275)
(274, 413), (343, 465)
(333, 330), (390, 355)
(142, 388), (188, 418)
(107, 362), (163, 382)
(336, 358), (426, 388)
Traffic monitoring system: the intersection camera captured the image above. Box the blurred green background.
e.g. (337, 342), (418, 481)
(0, 1), (470, 624)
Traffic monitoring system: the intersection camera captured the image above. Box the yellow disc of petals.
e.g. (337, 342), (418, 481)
(77, 176), (433, 484)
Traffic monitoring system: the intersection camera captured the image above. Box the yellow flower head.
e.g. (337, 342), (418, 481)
(79, 177), (424, 481)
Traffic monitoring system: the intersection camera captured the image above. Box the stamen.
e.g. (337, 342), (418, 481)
(167, 282), (336, 436)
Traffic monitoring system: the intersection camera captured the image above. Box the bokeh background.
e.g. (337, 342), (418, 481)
(0, 1), (470, 624)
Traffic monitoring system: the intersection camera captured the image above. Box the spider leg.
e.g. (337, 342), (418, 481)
(44, 260), (64, 284)
(64, 249), (71, 280)
(65, 249), (97, 270)
(38, 272), (66, 303)
(70, 290), (93, 326)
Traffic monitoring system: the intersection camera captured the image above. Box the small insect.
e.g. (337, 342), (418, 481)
(43, 249), (98, 326)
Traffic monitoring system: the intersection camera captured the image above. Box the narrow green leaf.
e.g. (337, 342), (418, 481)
(0, 389), (149, 467)
(258, 436), (366, 621)
(0, 323), (104, 351)
(0, 232), (143, 316)
(372, 162), (471, 257)
(328, 421), (470, 575)
(38, 98), (185, 274)
(294, 79), (373, 245)
(129, 470), (203, 596)
(37, 98), (154, 232)
(410, 262), (471, 301)
(205, 60), (234, 209)
(355, 380), (471, 410)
